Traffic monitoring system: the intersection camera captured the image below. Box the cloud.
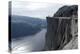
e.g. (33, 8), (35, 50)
(12, 1), (64, 19)
(25, 2), (50, 10)
(12, 1), (51, 10)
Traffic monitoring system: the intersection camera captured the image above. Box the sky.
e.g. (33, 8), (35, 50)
(12, 1), (64, 19)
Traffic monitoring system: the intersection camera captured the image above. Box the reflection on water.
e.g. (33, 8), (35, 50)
(12, 29), (46, 54)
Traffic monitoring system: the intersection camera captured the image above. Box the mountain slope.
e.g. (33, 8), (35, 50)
(11, 15), (47, 39)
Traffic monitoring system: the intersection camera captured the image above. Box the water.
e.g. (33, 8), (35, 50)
(12, 29), (46, 54)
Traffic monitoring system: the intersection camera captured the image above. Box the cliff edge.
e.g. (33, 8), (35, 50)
(45, 5), (78, 50)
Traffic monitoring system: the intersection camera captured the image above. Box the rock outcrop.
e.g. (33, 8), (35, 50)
(45, 5), (78, 50)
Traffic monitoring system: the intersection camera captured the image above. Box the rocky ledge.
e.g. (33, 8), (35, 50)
(45, 5), (78, 50)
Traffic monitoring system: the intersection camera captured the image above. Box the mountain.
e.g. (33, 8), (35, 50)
(53, 5), (78, 17)
(10, 15), (47, 39)
(45, 5), (78, 50)
(11, 15), (47, 28)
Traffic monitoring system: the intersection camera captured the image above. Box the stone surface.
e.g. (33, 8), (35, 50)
(45, 5), (78, 50)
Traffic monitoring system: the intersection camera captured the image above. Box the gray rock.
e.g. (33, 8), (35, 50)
(45, 5), (78, 50)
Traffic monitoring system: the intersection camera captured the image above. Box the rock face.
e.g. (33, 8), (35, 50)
(45, 5), (78, 50)
(54, 5), (78, 17)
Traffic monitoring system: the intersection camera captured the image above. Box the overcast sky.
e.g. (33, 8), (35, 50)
(12, 1), (64, 19)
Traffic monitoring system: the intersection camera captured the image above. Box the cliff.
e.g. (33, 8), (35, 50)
(45, 5), (78, 50)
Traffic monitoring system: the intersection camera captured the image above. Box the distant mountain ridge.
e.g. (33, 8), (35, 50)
(11, 15), (47, 39)
(11, 15), (47, 27)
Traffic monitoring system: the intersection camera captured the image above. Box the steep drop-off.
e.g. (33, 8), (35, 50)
(45, 5), (78, 50)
